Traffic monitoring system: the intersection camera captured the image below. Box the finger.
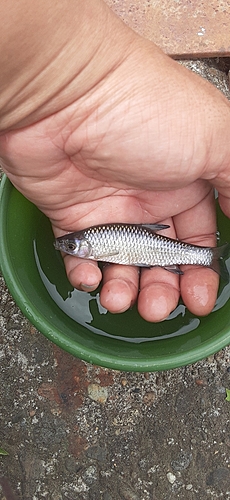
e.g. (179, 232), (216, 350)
(138, 268), (180, 322)
(179, 267), (219, 316)
(100, 264), (139, 314)
(52, 224), (102, 291)
(218, 193), (230, 220)
(63, 254), (102, 292)
(138, 219), (180, 322)
(174, 188), (218, 316)
(210, 171), (230, 219)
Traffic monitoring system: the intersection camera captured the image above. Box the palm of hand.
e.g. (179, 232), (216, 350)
(0, 105), (218, 321)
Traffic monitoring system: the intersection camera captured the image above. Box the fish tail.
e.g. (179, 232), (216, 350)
(210, 243), (230, 281)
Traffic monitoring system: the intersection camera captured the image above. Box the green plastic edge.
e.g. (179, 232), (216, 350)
(1, 174), (230, 372)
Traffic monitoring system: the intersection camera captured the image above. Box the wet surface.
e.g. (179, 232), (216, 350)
(105, 0), (230, 57)
(1, 59), (230, 499)
(0, 277), (230, 500)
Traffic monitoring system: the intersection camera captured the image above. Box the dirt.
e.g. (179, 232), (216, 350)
(1, 59), (230, 500)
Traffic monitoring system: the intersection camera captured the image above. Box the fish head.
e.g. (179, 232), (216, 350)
(54, 236), (92, 258)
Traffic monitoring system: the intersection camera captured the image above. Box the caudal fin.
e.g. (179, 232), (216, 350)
(210, 243), (230, 282)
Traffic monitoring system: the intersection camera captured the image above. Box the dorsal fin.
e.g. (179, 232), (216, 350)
(142, 223), (170, 232)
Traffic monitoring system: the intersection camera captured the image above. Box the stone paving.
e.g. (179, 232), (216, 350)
(105, 0), (230, 57)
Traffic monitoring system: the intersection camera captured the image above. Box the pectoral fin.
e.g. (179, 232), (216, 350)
(95, 251), (120, 260)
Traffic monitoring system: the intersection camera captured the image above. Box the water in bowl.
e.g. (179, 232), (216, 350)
(33, 213), (230, 344)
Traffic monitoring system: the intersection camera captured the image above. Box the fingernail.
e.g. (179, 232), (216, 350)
(80, 283), (100, 292)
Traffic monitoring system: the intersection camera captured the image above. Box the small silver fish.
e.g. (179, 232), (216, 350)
(54, 223), (229, 277)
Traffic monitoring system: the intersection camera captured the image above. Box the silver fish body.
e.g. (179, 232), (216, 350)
(54, 223), (229, 276)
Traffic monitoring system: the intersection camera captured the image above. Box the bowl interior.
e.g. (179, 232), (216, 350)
(1, 176), (230, 371)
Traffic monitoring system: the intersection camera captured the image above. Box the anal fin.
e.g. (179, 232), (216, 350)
(133, 264), (183, 274)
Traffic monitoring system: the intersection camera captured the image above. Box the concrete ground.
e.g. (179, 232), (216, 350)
(1, 59), (230, 500)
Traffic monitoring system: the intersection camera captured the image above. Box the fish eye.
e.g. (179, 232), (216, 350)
(66, 242), (77, 251)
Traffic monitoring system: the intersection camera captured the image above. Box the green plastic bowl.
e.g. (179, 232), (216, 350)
(1, 175), (230, 371)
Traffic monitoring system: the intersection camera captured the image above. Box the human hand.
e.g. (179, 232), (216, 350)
(1, 60), (229, 321)
(0, 4), (230, 322)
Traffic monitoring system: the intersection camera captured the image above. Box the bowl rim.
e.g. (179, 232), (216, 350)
(1, 174), (230, 371)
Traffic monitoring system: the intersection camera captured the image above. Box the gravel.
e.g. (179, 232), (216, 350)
(1, 58), (230, 500)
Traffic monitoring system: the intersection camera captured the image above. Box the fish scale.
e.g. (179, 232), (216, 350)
(54, 222), (229, 278)
(79, 224), (213, 267)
